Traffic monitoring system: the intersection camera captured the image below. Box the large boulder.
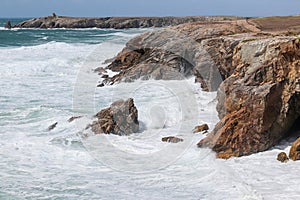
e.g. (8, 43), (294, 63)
(198, 37), (300, 158)
(90, 98), (139, 136)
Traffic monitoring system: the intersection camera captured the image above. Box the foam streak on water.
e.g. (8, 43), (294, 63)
(1, 22), (300, 200)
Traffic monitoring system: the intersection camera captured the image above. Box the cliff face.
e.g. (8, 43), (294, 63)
(99, 18), (300, 158)
(14, 16), (242, 29)
(198, 37), (300, 158)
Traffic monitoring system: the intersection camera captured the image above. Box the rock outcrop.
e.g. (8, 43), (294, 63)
(97, 21), (251, 89)
(98, 16), (300, 158)
(198, 37), (300, 158)
(14, 16), (242, 29)
(90, 98), (139, 136)
(289, 137), (300, 161)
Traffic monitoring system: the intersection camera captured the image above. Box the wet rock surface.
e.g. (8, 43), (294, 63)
(162, 136), (184, 143)
(277, 152), (289, 163)
(193, 124), (209, 133)
(90, 98), (139, 136)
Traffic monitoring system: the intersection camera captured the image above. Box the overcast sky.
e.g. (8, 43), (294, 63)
(1, 0), (300, 18)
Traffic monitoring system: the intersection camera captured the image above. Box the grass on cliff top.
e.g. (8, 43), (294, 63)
(250, 15), (300, 31)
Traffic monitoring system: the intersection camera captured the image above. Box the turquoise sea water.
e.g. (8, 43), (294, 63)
(0, 18), (145, 47)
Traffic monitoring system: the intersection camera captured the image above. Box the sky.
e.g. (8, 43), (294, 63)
(1, 0), (300, 18)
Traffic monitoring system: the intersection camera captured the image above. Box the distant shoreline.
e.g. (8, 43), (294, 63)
(12, 15), (243, 29)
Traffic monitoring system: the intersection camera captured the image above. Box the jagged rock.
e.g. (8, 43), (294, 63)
(193, 124), (209, 133)
(198, 37), (300, 158)
(289, 137), (300, 161)
(5, 21), (12, 29)
(90, 98), (139, 135)
(14, 16), (242, 29)
(68, 116), (82, 123)
(48, 122), (58, 131)
(277, 152), (289, 163)
(103, 21), (250, 89)
(162, 136), (184, 143)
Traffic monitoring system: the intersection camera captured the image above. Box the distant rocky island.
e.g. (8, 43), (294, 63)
(13, 14), (242, 29)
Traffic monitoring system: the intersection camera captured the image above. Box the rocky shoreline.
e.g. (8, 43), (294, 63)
(13, 15), (242, 29)
(96, 16), (300, 159)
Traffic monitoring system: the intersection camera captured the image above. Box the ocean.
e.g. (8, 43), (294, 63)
(0, 18), (300, 200)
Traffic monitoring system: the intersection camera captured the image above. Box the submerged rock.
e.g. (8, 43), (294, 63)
(68, 116), (82, 123)
(289, 137), (300, 161)
(162, 136), (184, 143)
(277, 152), (289, 163)
(48, 122), (58, 131)
(90, 98), (139, 135)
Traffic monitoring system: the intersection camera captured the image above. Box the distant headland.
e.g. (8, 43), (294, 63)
(12, 14), (243, 29)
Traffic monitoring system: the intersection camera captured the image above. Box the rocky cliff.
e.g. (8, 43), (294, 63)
(14, 15), (242, 29)
(99, 17), (300, 158)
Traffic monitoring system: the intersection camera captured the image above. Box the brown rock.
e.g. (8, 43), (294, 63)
(289, 137), (300, 161)
(90, 98), (139, 136)
(68, 116), (82, 123)
(198, 37), (300, 158)
(193, 124), (209, 133)
(162, 136), (184, 143)
(277, 152), (289, 163)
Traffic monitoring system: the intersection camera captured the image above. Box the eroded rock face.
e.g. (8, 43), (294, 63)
(198, 37), (300, 158)
(98, 21), (250, 90)
(90, 98), (139, 136)
(289, 137), (300, 161)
